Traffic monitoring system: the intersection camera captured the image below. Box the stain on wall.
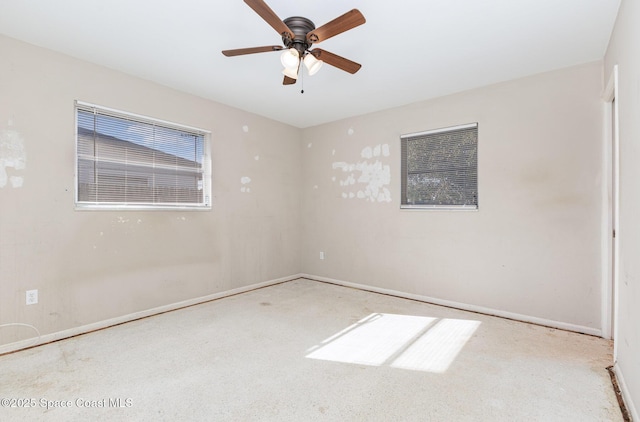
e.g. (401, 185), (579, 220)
(0, 121), (26, 188)
(332, 144), (392, 203)
(240, 176), (252, 193)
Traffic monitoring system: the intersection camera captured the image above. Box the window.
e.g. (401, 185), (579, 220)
(401, 123), (478, 209)
(75, 102), (211, 209)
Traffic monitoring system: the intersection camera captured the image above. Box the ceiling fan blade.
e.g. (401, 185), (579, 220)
(310, 49), (362, 74)
(283, 75), (297, 85)
(244, 0), (294, 39)
(306, 9), (365, 44)
(222, 46), (284, 57)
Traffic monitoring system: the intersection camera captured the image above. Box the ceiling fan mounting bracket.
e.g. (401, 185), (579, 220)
(280, 32), (292, 45)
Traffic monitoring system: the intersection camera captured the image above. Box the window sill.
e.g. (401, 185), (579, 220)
(75, 203), (211, 211)
(400, 205), (478, 211)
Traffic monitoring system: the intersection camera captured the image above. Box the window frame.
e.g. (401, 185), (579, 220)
(400, 122), (478, 211)
(74, 101), (212, 211)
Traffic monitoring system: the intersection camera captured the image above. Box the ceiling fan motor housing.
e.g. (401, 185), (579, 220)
(282, 16), (315, 55)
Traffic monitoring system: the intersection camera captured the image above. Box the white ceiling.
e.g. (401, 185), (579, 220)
(0, 0), (621, 128)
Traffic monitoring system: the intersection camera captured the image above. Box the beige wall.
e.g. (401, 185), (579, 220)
(301, 62), (604, 331)
(0, 34), (302, 346)
(604, 0), (640, 416)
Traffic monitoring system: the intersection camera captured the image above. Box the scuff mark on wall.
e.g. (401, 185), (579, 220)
(0, 122), (26, 188)
(240, 176), (252, 193)
(332, 144), (392, 203)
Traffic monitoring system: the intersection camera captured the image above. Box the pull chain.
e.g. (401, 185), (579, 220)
(300, 66), (304, 94)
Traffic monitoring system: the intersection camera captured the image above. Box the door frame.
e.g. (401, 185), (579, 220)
(602, 65), (619, 356)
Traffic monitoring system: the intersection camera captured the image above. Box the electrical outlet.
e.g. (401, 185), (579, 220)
(26, 289), (38, 305)
(320, 251), (325, 260)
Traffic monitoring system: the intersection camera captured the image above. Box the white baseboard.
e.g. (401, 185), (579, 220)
(0, 274), (302, 356)
(614, 363), (639, 421)
(300, 274), (603, 337)
(1, 273), (604, 356)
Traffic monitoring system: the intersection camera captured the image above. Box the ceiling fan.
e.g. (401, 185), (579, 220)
(222, 0), (366, 85)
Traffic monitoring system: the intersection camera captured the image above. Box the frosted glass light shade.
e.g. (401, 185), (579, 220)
(303, 54), (323, 76)
(282, 66), (298, 79)
(280, 48), (300, 69)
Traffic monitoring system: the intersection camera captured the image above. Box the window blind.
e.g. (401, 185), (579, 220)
(401, 123), (478, 209)
(76, 102), (210, 208)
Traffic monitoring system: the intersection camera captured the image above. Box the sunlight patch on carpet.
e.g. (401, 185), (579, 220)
(306, 313), (480, 373)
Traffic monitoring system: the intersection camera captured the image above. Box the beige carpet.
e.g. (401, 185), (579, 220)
(0, 278), (622, 421)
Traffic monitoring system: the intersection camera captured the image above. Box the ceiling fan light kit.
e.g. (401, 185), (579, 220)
(303, 53), (323, 76)
(282, 66), (299, 80)
(222, 0), (365, 86)
(280, 48), (299, 69)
